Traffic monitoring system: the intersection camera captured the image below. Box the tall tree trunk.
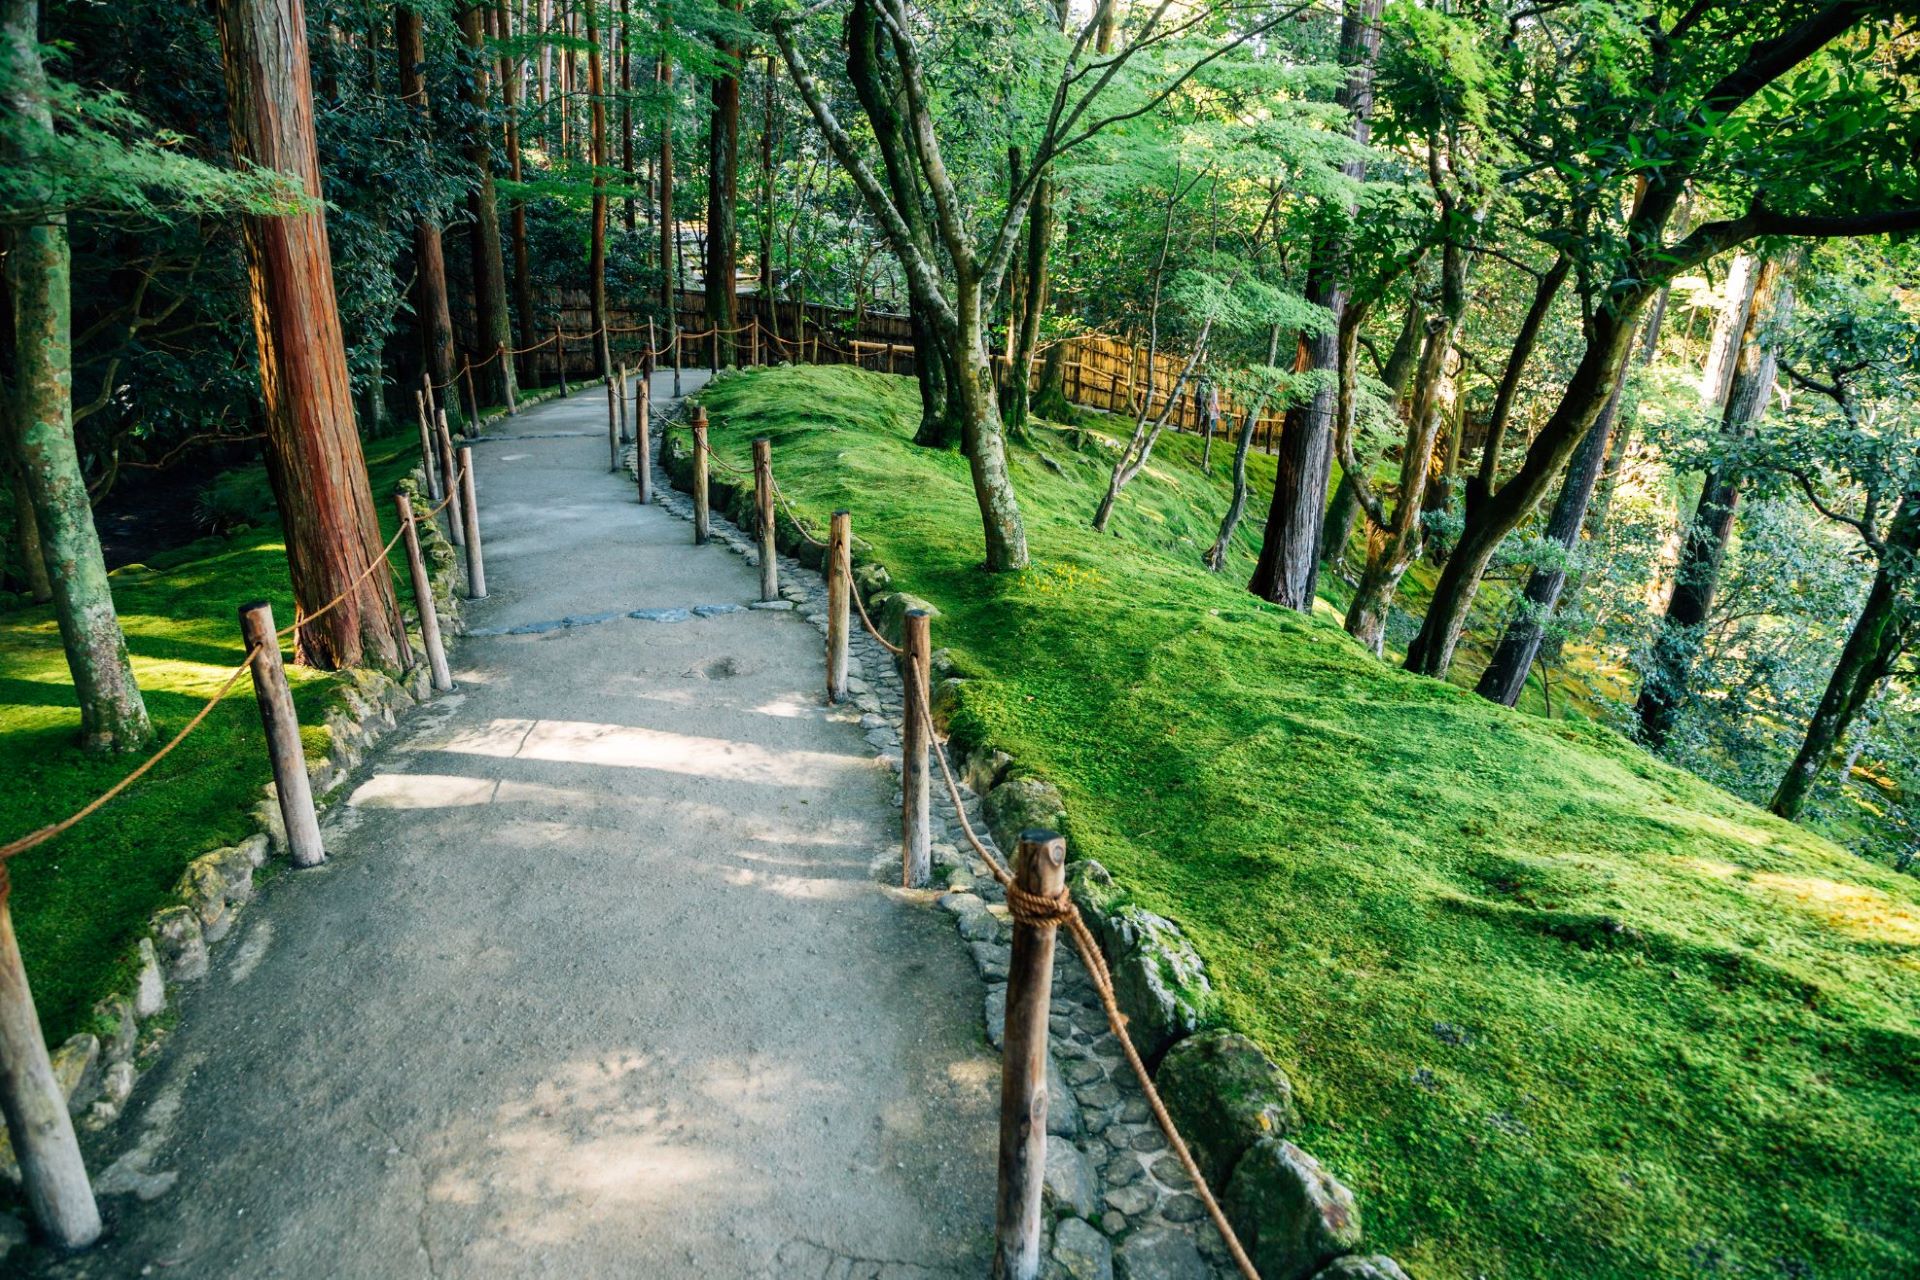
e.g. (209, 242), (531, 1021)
(1699, 252), (1756, 412)
(1635, 257), (1786, 744)
(1771, 497), (1918, 820)
(1205, 325), (1282, 572)
(620, 0), (636, 233)
(759, 53), (775, 315)
(951, 285), (1030, 571)
(1321, 287), (1423, 567)
(1002, 171), (1053, 432)
(395, 4), (459, 419)
(706, 17), (739, 366)
(1585, 288), (1667, 538)
(1473, 360), (1631, 706)
(586, 0), (611, 374)
(1247, 0), (1383, 610)
(458, 4), (516, 407)
(2, 1), (152, 749)
(498, 0), (534, 386)
(216, 0), (406, 671)
(658, 32), (675, 330)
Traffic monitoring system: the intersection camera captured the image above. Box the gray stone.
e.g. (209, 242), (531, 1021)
(1159, 1193), (1204, 1223)
(852, 562), (892, 598)
(1115, 1228), (1212, 1280)
(1157, 1030), (1298, 1185)
(985, 986), (1007, 1048)
(1104, 1181), (1155, 1216)
(930, 677), (967, 729)
(1310, 1256), (1411, 1280)
(1107, 908), (1212, 1062)
(238, 833), (270, 867)
(877, 591), (940, 649)
(1047, 1055), (1083, 1138)
(628, 607), (691, 622)
(1043, 1140), (1099, 1220)
(151, 906), (208, 982)
(51, 1034), (101, 1115)
(0, 1213), (27, 1262)
(506, 618), (566, 634)
(93, 994), (137, 1063)
(100, 1060), (136, 1109)
(692, 603), (744, 617)
(562, 609), (626, 627)
(983, 775), (1068, 854)
(958, 909), (1001, 943)
(1077, 1080), (1122, 1110)
(748, 599), (794, 611)
(970, 941), (1010, 982)
(1063, 1056), (1105, 1087)
(1067, 859), (1122, 924)
(964, 746), (1015, 796)
(1050, 1217), (1113, 1280)
(941, 891), (987, 917)
(1105, 1152), (1145, 1186)
(1225, 1140), (1363, 1280)
(132, 938), (166, 1017)
(1100, 1211), (1128, 1236)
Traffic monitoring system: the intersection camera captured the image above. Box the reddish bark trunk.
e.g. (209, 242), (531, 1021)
(216, 0), (406, 671)
(394, 6), (459, 410)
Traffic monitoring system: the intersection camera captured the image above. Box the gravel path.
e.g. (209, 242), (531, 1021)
(42, 374), (997, 1279)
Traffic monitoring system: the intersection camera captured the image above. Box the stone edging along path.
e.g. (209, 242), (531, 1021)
(649, 372), (1417, 1280)
(0, 389), (568, 1233)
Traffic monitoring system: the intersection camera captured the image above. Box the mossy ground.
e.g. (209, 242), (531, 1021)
(694, 364), (1920, 1280)
(0, 434), (428, 1046)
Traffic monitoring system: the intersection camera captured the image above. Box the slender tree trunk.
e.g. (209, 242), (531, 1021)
(1205, 326), (1282, 572)
(1700, 253), (1756, 412)
(6, 459), (53, 603)
(658, 31), (675, 327)
(1635, 258), (1786, 744)
(1003, 170), (1054, 432)
(951, 284), (1030, 571)
(1468, 251), (1571, 518)
(1771, 497), (1918, 820)
(498, 0), (534, 386)
(760, 54), (775, 313)
(216, 0), (406, 671)
(1585, 290), (1666, 538)
(395, 5), (459, 420)
(3, 199), (151, 750)
(458, 3), (517, 406)
(1247, 0), (1383, 609)
(620, 0), (636, 233)
(1321, 288), (1424, 568)
(706, 14), (739, 365)
(586, 1), (611, 374)
(1474, 361), (1631, 706)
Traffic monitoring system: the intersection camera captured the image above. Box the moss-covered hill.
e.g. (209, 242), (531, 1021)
(692, 364), (1920, 1280)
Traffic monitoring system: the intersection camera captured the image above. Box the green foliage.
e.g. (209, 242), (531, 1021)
(699, 365), (1920, 1280)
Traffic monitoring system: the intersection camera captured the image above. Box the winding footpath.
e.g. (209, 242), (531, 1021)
(42, 374), (996, 1278)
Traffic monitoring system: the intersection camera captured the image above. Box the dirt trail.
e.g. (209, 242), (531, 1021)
(44, 375), (996, 1279)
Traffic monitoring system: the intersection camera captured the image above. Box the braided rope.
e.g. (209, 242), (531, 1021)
(908, 675), (1261, 1280)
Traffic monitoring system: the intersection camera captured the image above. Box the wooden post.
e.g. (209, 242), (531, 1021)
(0, 871), (102, 1250)
(826, 509), (850, 702)
(605, 377), (619, 471)
(901, 609), (931, 887)
(749, 318), (759, 367)
(500, 344), (517, 415)
(458, 446), (485, 599)
(993, 830), (1067, 1280)
(238, 601), (325, 869)
(647, 318), (657, 382)
(616, 364), (632, 442)
(421, 369), (437, 424)
(672, 322), (683, 396)
(887, 343), (895, 375)
(415, 391), (442, 502)
(436, 411), (465, 547)
(635, 387), (653, 505)
(394, 493), (451, 691)
(691, 405), (710, 545)
(752, 437), (777, 601)
(556, 325), (569, 396)
(461, 360), (480, 432)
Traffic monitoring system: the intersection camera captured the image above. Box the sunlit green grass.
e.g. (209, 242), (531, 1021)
(0, 435), (426, 1045)
(694, 364), (1920, 1280)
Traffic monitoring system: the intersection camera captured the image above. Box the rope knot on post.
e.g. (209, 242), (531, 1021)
(1005, 883), (1074, 928)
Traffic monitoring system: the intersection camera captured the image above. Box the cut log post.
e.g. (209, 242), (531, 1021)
(749, 319), (759, 367)
(0, 870), (102, 1251)
(238, 601), (325, 868)
(421, 369), (436, 423)
(901, 609), (932, 887)
(395, 492), (451, 691)
(605, 377), (619, 472)
(636, 389), (653, 505)
(753, 437), (777, 601)
(500, 344), (516, 415)
(826, 509), (850, 702)
(992, 829), (1067, 1280)
(436, 411), (465, 547)
(556, 325), (569, 396)
(672, 324), (683, 397)
(458, 446), (485, 599)
(691, 405), (710, 545)
(616, 364), (631, 442)
(415, 391), (442, 502)
(647, 319), (657, 381)
(461, 360), (480, 433)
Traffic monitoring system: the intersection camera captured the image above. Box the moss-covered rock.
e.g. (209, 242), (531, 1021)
(878, 590), (939, 649)
(1310, 1256), (1412, 1280)
(1225, 1139), (1362, 1280)
(1107, 906), (1213, 1061)
(1156, 1029), (1298, 1185)
(983, 774), (1066, 854)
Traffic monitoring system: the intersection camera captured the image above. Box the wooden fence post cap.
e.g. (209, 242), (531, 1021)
(1018, 828), (1064, 849)
(237, 598), (272, 619)
(693, 404), (708, 424)
(906, 607), (929, 619)
(832, 508), (850, 519)
(753, 435), (770, 447)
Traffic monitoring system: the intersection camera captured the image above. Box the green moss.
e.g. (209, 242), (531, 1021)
(0, 436), (427, 1045)
(693, 365), (1920, 1280)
